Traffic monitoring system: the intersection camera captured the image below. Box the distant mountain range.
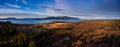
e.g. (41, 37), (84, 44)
(0, 16), (80, 20)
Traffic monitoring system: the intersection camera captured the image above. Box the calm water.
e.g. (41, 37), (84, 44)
(0, 19), (81, 24)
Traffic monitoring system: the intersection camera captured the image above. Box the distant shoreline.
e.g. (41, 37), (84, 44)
(0, 19), (120, 25)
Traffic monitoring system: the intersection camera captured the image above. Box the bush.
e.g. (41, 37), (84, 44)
(13, 32), (27, 45)
(28, 41), (36, 47)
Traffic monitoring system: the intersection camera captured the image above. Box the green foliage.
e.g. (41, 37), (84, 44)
(13, 32), (27, 45)
(0, 41), (8, 45)
(28, 41), (36, 47)
(0, 22), (16, 35)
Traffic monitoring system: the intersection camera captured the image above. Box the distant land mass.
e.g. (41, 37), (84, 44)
(0, 16), (80, 20)
(0, 16), (82, 24)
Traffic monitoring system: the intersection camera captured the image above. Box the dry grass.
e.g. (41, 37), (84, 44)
(1, 20), (120, 47)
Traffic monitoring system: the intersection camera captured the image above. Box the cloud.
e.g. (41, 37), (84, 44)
(0, 6), (3, 8)
(38, 5), (72, 17)
(38, 6), (65, 11)
(53, 0), (120, 19)
(0, 8), (119, 19)
(22, 0), (27, 5)
(0, 13), (41, 18)
(15, 0), (27, 5)
(1, 0), (120, 19)
(54, 0), (69, 9)
(45, 6), (120, 19)
(75, 15), (120, 19)
(5, 3), (21, 8)
(0, 5), (6, 8)
(0, 8), (48, 18)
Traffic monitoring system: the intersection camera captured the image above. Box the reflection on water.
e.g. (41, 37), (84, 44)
(0, 19), (81, 24)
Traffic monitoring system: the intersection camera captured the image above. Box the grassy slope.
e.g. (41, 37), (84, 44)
(27, 20), (120, 47)
(0, 20), (120, 47)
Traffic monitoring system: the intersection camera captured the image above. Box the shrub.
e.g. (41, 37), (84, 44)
(13, 32), (27, 45)
(28, 41), (36, 47)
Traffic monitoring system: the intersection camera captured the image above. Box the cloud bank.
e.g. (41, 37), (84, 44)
(5, 3), (21, 8)
(0, 0), (120, 19)
(0, 8), (48, 18)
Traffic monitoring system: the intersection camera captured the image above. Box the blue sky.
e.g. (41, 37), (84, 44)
(0, 0), (120, 19)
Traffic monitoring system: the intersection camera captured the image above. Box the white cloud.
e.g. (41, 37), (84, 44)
(0, 5), (5, 8)
(15, 0), (27, 5)
(46, 8), (69, 17)
(0, 6), (2, 7)
(5, 3), (21, 8)
(55, 0), (70, 10)
(25, 7), (31, 10)
(22, 0), (27, 5)
(46, 7), (120, 19)
(0, 8), (119, 19)
(0, 8), (48, 18)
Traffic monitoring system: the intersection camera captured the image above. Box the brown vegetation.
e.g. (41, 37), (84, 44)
(0, 20), (120, 47)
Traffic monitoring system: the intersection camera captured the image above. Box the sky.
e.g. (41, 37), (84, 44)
(0, 0), (120, 19)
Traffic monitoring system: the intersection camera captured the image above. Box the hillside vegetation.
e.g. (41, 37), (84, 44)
(0, 20), (120, 47)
